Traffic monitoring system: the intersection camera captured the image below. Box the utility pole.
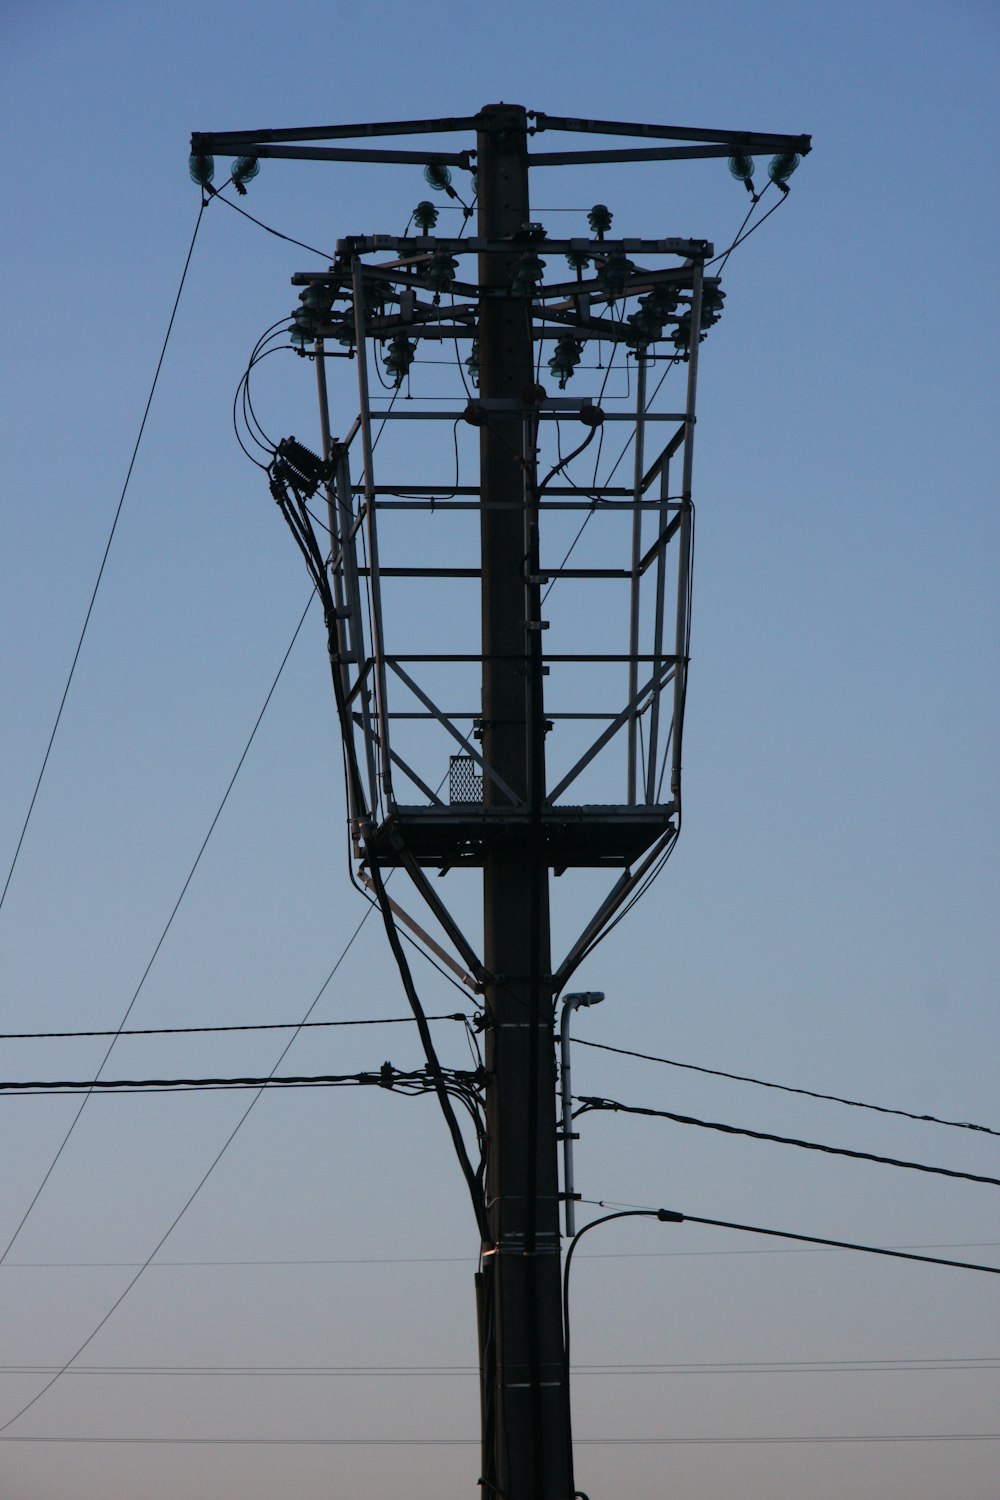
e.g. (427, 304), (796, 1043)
(475, 102), (572, 1500)
(191, 104), (809, 1500)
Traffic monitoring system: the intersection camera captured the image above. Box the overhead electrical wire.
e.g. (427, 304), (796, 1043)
(1, 1432), (995, 1448)
(573, 1036), (1000, 1137)
(0, 1013), (469, 1041)
(0, 1066), (481, 1097)
(7, 1239), (995, 1270)
(576, 1096), (1000, 1187)
(0, 892), (385, 1437)
(3, 1355), (992, 1377)
(211, 190), (334, 260)
(0, 198), (206, 923)
(561, 1205), (998, 1438)
(1, 1432), (997, 1447)
(267, 460), (488, 1237)
(0, 589), (316, 1267)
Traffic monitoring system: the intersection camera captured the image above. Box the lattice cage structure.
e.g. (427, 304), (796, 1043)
(272, 229), (715, 881)
(449, 755), (484, 807)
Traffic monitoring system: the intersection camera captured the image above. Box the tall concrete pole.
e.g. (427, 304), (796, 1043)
(475, 102), (574, 1500)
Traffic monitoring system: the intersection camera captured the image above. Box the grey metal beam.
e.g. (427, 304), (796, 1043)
(529, 112), (810, 154)
(192, 114), (480, 150)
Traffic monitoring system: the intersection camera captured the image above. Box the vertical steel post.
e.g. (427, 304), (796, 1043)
(476, 102), (574, 1500)
(671, 260), (704, 805)
(627, 352), (648, 805)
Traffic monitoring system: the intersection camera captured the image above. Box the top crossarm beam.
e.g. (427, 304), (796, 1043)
(197, 143), (474, 167)
(192, 111), (810, 168)
(191, 115), (480, 151)
(530, 145), (761, 167)
(529, 112), (811, 156)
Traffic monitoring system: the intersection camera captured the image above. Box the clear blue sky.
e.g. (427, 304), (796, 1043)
(1, 2), (998, 1497)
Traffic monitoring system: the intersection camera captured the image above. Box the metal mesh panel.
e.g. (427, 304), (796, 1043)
(449, 755), (483, 805)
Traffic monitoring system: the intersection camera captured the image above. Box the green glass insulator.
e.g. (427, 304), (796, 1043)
(627, 305), (662, 344)
(384, 335), (416, 385)
(424, 162), (453, 192)
(511, 252), (545, 296)
(588, 203), (613, 237)
(465, 340), (480, 387)
(768, 152), (800, 185)
(188, 152), (215, 186)
(300, 282), (334, 313)
(699, 284), (725, 327)
(427, 252), (459, 292)
(671, 312), (693, 351)
(656, 285), (680, 315)
(231, 156), (260, 194)
(289, 308), (316, 348)
(414, 200), (439, 233)
(728, 152), (755, 183)
(597, 252), (633, 298)
(547, 336), (583, 389)
(290, 307), (317, 344)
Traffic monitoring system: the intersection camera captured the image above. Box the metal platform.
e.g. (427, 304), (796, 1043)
(366, 802), (677, 870)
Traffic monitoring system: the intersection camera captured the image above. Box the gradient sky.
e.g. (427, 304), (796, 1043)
(1, 2), (998, 1497)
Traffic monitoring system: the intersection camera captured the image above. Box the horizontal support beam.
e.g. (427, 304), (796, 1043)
(383, 654), (680, 664)
(365, 409), (687, 422)
(358, 567), (631, 579)
(193, 116), (481, 150)
(336, 236), (709, 257)
(530, 144), (749, 167)
(207, 143), (473, 167)
(529, 113), (811, 155)
(367, 499), (676, 511)
(384, 712), (621, 721)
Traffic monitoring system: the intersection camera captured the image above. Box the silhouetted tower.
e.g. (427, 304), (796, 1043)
(191, 104), (809, 1500)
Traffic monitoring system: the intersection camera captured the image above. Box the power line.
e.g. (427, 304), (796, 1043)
(0, 590), (315, 1266)
(5, 1240), (996, 1269)
(573, 1037), (999, 1137)
(0, 1068), (479, 1096)
(0, 198), (206, 922)
(0, 1433), (995, 1447)
(2, 1356), (992, 1377)
(0, 1014), (469, 1041)
(673, 1211), (1000, 1275)
(212, 189), (335, 260)
(576, 1203), (1000, 1276)
(0, 898), (380, 1437)
(577, 1095), (1000, 1187)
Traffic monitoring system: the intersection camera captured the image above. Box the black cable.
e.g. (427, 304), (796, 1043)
(0, 1068), (474, 1096)
(706, 189), (760, 277)
(3, 1355), (992, 1377)
(0, 1013), (469, 1041)
(9, 1239), (997, 1271)
(235, 338), (291, 466)
(211, 191), (334, 260)
(562, 1207), (998, 1436)
(270, 467), (488, 1233)
(0, 199), (206, 922)
(709, 190), (788, 275)
(1, 1433), (996, 1447)
(576, 1096), (1000, 1187)
(0, 894), (382, 1436)
(668, 1209), (1000, 1275)
(573, 1038), (1000, 1137)
(0, 591), (316, 1266)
